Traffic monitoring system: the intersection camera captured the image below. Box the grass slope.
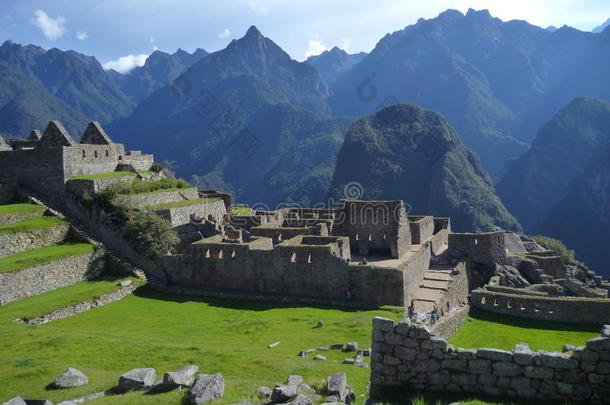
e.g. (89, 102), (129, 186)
(0, 203), (44, 215)
(449, 310), (599, 351)
(0, 286), (402, 404)
(0, 243), (94, 273)
(9, 275), (140, 320)
(0, 216), (65, 235)
(146, 197), (222, 210)
(69, 172), (136, 180)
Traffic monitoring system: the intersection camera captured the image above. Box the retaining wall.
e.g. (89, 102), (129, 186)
(113, 188), (199, 209)
(0, 249), (105, 305)
(370, 317), (610, 403)
(0, 207), (44, 226)
(470, 289), (610, 324)
(153, 199), (226, 227)
(0, 223), (70, 257)
(65, 174), (136, 196)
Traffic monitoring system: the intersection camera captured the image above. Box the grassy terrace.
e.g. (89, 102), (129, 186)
(70, 171), (136, 181)
(0, 286), (403, 404)
(146, 197), (222, 210)
(449, 309), (600, 352)
(0, 202), (44, 215)
(8, 275), (140, 319)
(0, 216), (66, 235)
(0, 243), (94, 273)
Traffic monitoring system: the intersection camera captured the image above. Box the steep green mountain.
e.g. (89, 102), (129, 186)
(329, 103), (521, 232)
(538, 145), (610, 276)
(0, 61), (86, 138)
(111, 26), (347, 206)
(0, 40), (134, 124)
(497, 97), (610, 229)
(306, 47), (366, 84)
(329, 9), (610, 177)
(115, 48), (209, 103)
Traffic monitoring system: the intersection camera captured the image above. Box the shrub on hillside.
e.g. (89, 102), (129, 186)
(125, 211), (179, 258)
(533, 235), (576, 264)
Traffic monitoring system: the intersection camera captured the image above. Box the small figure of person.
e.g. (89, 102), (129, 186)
(407, 301), (415, 319)
(446, 301), (451, 314)
(430, 303), (440, 324)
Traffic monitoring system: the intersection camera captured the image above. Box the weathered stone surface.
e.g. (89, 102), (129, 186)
(119, 279), (132, 287)
(513, 343), (534, 366)
(478, 348), (512, 362)
(589, 373), (604, 384)
(394, 346), (416, 361)
(271, 384), (298, 403)
(118, 368), (156, 391)
(602, 325), (610, 338)
(2, 397), (27, 405)
(441, 359), (467, 372)
(326, 373), (347, 401)
(285, 394), (313, 405)
(572, 346), (599, 362)
(597, 362), (610, 374)
(163, 365), (199, 387)
(345, 342), (359, 352)
(421, 337), (448, 350)
(400, 337), (419, 348)
(492, 362), (522, 377)
(557, 382), (573, 395)
(540, 352), (578, 369)
(457, 348), (477, 360)
(362, 348), (371, 356)
(412, 359), (440, 373)
(314, 354), (327, 361)
(394, 322), (411, 336)
(54, 367), (88, 388)
(298, 383), (315, 394)
(257, 386), (272, 398)
(288, 375), (303, 386)
(478, 374), (497, 386)
(468, 359), (491, 374)
(188, 373), (224, 404)
(372, 317), (394, 332)
(409, 326), (431, 339)
(587, 337), (610, 351)
(329, 344), (344, 350)
(524, 366), (553, 379)
(510, 376), (531, 390)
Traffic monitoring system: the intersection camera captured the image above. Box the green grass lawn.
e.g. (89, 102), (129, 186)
(0, 243), (94, 273)
(146, 197), (222, 210)
(69, 172), (136, 180)
(0, 215), (66, 235)
(0, 202), (44, 215)
(0, 286), (403, 404)
(449, 309), (600, 351)
(5, 275), (141, 320)
(231, 206), (253, 215)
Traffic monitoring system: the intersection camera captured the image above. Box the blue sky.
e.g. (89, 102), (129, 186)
(1, 0), (609, 73)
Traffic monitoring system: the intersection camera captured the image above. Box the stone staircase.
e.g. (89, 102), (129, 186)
(412, 257), (456, 313)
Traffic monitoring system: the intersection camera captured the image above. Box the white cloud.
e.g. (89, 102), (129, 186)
(304, 39), (329, 58)
(217, 28), (231, 38)
(76, 31), (87, 40)
(339, 37), (352, 51)
(102, 54), (149, 74)
(248, 1), (270, 16)
(31, 10), (66, 41)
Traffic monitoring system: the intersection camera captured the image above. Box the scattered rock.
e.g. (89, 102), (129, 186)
(329, 344), (344, 350)
(317, 346), (329, 351)
(314, 354), (327, 361)
(2, 397), (26, 405)
(298, 383), (315, 394)
(326, 372), (347, 401)
(563, 344), (575, 353)
(119, 280), (132, 287)
(54, 367), (88, 388)
(316, 321), (324, 328)
(285, 394), (313, 405)
(257, 386), (272, 398)
(353, 354), (364, 364)
(343, 358), (355, 365)
(271, 384), (298, 403)
(163, 365), (199, 387)
(288, 375), (303, 386)
(361, 348), (371, 356)
(188, 373), (224, 404)
(602, 325), (610, 337)
(305, 349), (316, 355)
(118, 368), (156, 391)
(344, 342), (359, 352)
(297, 351), (307, 357)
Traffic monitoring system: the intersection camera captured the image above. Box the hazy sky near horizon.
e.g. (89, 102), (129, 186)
(1, 0), (609, 72)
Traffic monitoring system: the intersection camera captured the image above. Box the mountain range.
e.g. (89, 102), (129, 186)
(0, 9), (608, 273)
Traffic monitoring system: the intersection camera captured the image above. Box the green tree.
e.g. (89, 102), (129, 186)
(125, 212), (179, 258)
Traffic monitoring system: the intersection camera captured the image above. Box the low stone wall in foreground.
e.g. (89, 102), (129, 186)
(370, 317), (610, 404)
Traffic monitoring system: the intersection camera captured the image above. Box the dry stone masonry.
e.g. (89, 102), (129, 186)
(370, 317), (610, 403)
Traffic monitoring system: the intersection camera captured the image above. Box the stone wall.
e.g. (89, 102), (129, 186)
(370, 317), (610, 403)
(0, 223), (70, 257)
(0, 206), (44, 226)
(113, 187), (199, 209)
(0, 179), (17, 204)
(0, 147), (66, 196)
(402, 244), (432, 305)
(0, 249), (105, 305)
(429, 229), (449, 255)
(65, 174), (136, 196)
(430, 305), (470, 339)
(448, 231), (507, 267)
(471, 289), (610, 324)
(118, 153), (154, 171)
(153, 199), (227, 227)
(409, 216), (434, 244)
(62, 144), (126, 180)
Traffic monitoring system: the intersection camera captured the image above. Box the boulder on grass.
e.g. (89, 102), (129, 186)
(285, 394), (313, 405)
(2, 397), (27, 405)
(163, 365), (199, 387)
(118, 368), (156, 391)
(271, 384), (298, 403)
(54, 367), (89, 388)
(326, 373), (347, 401)
(188, 373), (224, 404)
(256, 386), (272, 398)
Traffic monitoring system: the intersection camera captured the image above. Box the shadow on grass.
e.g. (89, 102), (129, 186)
(132, 285), (401, 314)
(468, 308), (600, 333)
(377, 388), (583, 405)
